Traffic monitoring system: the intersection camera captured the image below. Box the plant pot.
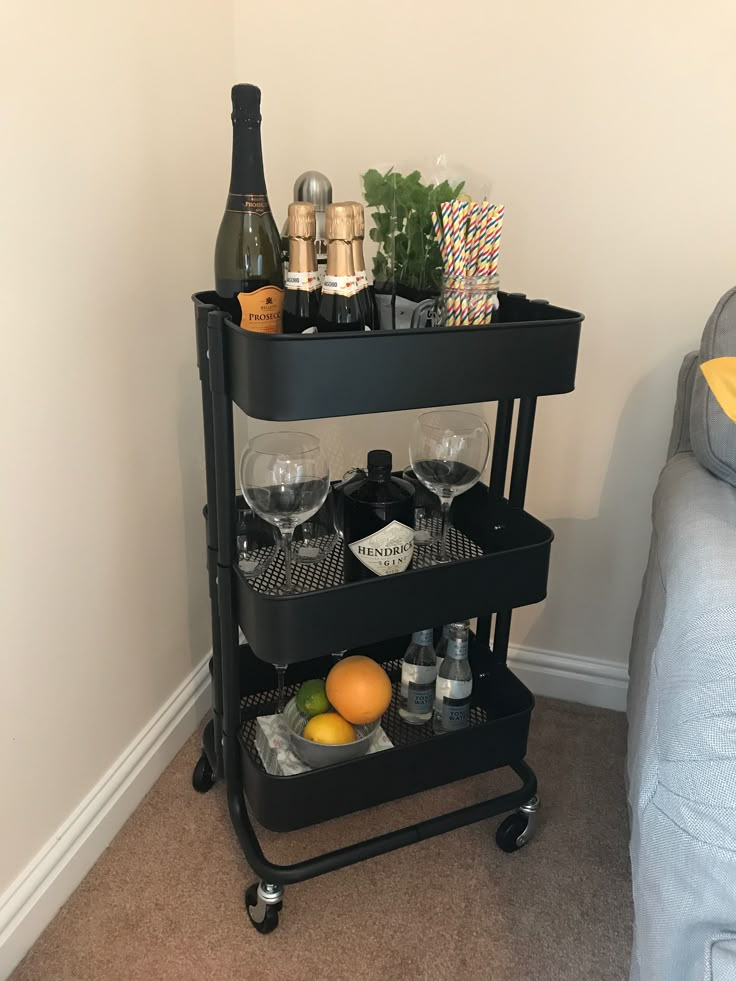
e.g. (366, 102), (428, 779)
(373, 281), (439, 331)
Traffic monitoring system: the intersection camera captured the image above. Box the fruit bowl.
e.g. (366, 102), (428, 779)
(283, 698), (381, 770)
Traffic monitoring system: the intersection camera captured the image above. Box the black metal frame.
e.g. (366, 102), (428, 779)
(193, 293), (580, 888)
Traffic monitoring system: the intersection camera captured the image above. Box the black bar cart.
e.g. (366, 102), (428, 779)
(191, 290), (582, 933)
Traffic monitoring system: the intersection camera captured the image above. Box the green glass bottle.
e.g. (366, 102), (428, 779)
(215, 84), (283, 333)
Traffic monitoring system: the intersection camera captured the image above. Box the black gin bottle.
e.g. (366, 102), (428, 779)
(341, 450), (415, 582)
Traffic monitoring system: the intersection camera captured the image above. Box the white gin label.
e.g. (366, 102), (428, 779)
(349, 520), (414, 577)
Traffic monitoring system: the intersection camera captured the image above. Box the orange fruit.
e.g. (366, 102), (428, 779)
(302, 712), (355, 744)
(325, 655), (392, 725)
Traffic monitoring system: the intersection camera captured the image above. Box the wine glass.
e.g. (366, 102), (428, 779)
(409, 410), (490, 562)
(240, 432), (330, 711)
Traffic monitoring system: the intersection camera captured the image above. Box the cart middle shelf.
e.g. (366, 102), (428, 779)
(235, 484), (553, 664)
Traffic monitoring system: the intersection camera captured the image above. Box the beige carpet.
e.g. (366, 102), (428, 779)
(12, 697), (632, 981)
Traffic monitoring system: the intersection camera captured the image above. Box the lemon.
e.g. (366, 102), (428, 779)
(302, 712), (355, 745)
(295, 679), (330, 719)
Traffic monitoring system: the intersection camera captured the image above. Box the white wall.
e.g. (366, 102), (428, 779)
(2, 0), (736, 965)
(236, 0), (736, 663)
(0, 0), (231, 900)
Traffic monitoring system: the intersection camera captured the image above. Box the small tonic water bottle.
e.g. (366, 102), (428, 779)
(434, 624), (451, 674)
(433, 622), (472, 734)
(399, 628), (437, 724)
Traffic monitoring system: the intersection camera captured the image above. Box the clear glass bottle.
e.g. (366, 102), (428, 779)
(399, 628), (437, 725)
(433, 621), (472, 734)
(434, 624), (451, 674)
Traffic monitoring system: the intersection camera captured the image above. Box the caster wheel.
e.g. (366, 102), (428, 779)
(496, 812), (531, 853)
(192, 754), (215, 794)
(245, 883), (282, 935)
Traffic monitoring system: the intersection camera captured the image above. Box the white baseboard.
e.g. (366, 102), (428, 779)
(508, 644), (629, 712)
(0, 655), (212, 979)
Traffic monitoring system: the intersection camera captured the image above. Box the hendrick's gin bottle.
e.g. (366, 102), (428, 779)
(341, 450), (415, 582)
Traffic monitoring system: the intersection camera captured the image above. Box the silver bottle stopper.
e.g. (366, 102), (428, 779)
(290, 172), (332, 266)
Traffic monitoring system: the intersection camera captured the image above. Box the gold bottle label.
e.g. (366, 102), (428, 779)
(238, 287), (283, 333)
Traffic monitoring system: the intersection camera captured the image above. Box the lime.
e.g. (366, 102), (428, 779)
(295, 679), (330, 719)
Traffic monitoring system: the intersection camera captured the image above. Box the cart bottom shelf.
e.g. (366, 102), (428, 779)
(238, 641), (534, 832)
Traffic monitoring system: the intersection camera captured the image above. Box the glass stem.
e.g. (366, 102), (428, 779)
(275, 664), (287, 713)
(439, 497), (453, 562)
(280, 525), (294, 592)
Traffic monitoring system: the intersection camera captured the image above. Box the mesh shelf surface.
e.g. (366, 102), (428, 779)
(242, 519), (484, 597)
(239, 657), (492, 775)
(236, 642), (534, 829)
(234, 492), (553, 664)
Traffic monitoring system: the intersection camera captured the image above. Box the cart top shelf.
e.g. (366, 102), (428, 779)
(194, 291), (583, 422)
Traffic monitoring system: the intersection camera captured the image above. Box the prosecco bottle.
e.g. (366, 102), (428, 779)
(316, 203), (364, 333)
(215, 83), (284, 333)
(341, 450), (415, 582)
(283, 202), (320, 334)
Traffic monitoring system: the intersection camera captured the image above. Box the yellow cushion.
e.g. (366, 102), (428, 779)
(700, 357), (736, 424)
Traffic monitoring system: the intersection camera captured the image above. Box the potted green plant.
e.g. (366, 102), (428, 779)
(362, 167), (465, 329)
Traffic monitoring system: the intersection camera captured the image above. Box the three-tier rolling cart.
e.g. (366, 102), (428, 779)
(191, 290), (582, 933)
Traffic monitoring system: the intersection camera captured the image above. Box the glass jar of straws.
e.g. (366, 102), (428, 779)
(438, 273), (499, 327)
(431, 198), (505, 327)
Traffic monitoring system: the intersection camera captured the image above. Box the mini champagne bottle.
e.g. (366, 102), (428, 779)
(349, 201), (377, 330)
(317, 203), (364, 333)
(283, 202), (320, 334)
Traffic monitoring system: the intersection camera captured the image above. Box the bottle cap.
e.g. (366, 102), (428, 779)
(294, 171), (332, 211)
(367, 449), (392, 472)
(325, 203), (355, 242)
(288, 202), (316, 239)
(347, 201), (365, 238)
(231, 83), (261, 124)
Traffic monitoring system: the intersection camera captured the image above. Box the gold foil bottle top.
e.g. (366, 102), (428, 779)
(325, 203), (355, 242)
(287, 201), (316, 239)
(348, 201), (365, 239)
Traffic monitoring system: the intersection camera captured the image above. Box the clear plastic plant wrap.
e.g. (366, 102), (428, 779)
(361, 157), (492, 329)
